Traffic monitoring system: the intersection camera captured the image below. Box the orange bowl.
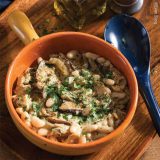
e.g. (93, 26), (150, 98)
(5, 32), (138, 155)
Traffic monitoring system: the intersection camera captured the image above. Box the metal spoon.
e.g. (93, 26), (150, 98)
(104, 14), (160, 136)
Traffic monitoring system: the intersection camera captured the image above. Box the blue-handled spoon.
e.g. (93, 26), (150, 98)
(104, 14), (160, 136)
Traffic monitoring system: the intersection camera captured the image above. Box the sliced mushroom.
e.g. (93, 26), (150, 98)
(47, 117), (71, 125)
(59, 101), (83, 115)
(36, 61), (57, 89)
(39, 108), (56, 118)
(17, 68), (32, 87)
(48, 58), (69, 76)
(82, 54), (89, 68)
(59, 53), (77, 71)
(60, 101), (77, 110)
(88, 59), (99, 72)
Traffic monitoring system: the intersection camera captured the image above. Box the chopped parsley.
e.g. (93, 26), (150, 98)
(39, 69), (112, 123)
(81, 69), (91, 78)
(52, 104), (59, 112)
(105, 71), (113, 79)
(32, 102), (42, 114)
(25, 87), (31, 94)
(45, 85), (58, 97)
(51, 94), (61, 111)
(73, 83), (81, 89)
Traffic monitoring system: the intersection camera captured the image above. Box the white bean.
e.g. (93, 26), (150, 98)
(70, 122), (82, 136)
(24, 120), (31, 127)
(93, 74), (100, 81)
(97, 57), (106, 63)
(66, 134), (80, 144)
(104, 79), (115, 86)
(86, 133), (91, 139)
(113, 112), (119, 119)
(111, 92), (126, 99)
(67, 50), (78, 59)
(21, 111), (30, 121)
(119, 79), (127, 89)
(49, 136), (58, 142)
(97, 125), (114, 133)
(46, 98), (54, 107)
(116, 104), (125, 109)
(106, 87), (112, 94)
(111, 85), (121, 92)
(68, 76), (74, 84)
(16, 107), (23, 115)
(95, 84), (111, 95)
(83, 124), (98, 133)
(38, 128), (48, 136)
(118, 98), (129, 105)
(107, 114), (114, 127)
(31, 116), (45, 128)
(103, 60), (111, 67)
(84, 52), (99, 60)
(79, 135), (87, 143)
(37, 57), (43, 64)
(42, 90), (47, 99)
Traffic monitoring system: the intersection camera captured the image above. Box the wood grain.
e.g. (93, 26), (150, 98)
(0, 0), (160, 160)
(141, 135), (160, 160)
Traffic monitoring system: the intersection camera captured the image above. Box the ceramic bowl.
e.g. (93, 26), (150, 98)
(5, 31), (138, 155)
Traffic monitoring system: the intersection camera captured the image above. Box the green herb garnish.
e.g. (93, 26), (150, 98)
(25, 87), (31, 94)
(81, 69), (91, 78)
(32, 102), (42, 114)
(73, 83), (81, 89)
(105, 71), (113, 79)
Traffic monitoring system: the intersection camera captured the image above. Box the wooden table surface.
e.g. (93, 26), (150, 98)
(0, 0), (160, 160)
(141, 135), (160, 160)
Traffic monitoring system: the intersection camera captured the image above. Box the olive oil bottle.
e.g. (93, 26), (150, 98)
(54, 0), (107, 30)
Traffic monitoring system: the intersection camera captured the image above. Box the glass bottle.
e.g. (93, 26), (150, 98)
(53, 0), (108, 30)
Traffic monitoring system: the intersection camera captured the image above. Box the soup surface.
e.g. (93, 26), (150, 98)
(13, 50), (129, 144)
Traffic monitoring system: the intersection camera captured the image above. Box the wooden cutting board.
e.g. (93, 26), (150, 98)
(0, 0), (160, 160)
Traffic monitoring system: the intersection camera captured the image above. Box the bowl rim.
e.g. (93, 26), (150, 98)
(5, 31), (138, 149)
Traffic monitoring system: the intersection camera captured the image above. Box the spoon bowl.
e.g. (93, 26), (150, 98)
(104, 14), (160, 136)
(104, 14), (150, 74)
